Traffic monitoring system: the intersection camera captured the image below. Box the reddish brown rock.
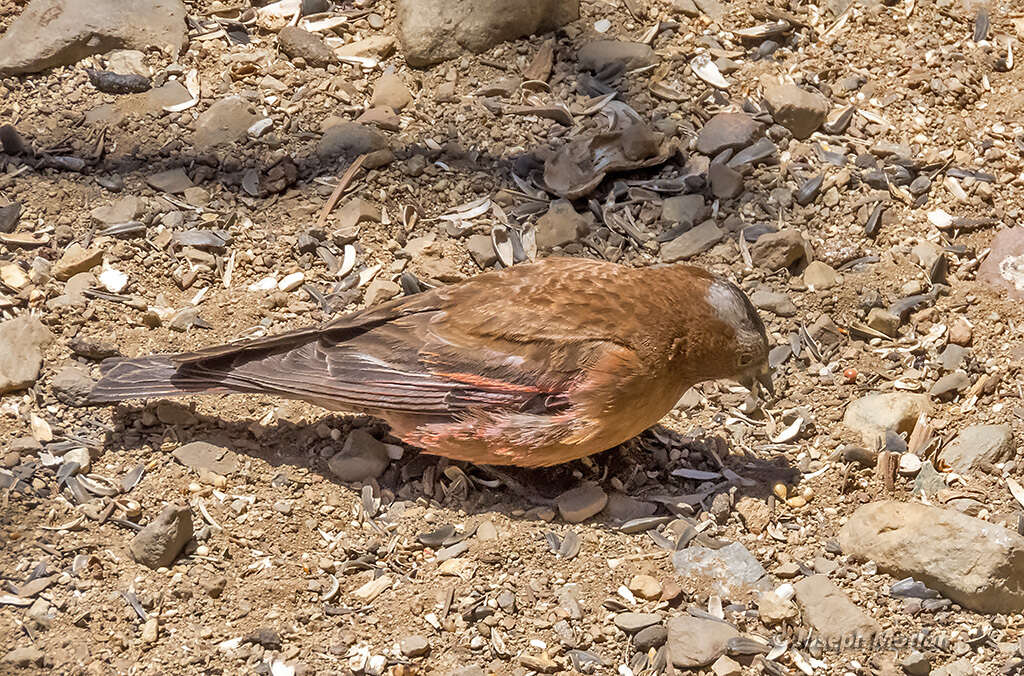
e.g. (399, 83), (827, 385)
(978, 227), (1024, 300)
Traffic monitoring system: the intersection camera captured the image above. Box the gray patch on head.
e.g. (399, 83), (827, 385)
(706, 279), (753, 329)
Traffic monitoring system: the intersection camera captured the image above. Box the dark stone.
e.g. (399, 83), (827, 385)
(85, 68), (151, 94)
(278, 26), (334, 68)
(246, 627), (282, 651)
(708, 162), (744, 199)
(695, 113), (762, 156)
(0, 125), (26, 155)
(0, 201), (21, 233)
(634, 624), (667, 650)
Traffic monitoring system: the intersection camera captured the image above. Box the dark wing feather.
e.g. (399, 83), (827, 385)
(170, 292), (439, 366)
(165, 259), (648, 414)
(94, 258), (667, 416)
(162, 305), (565, 415)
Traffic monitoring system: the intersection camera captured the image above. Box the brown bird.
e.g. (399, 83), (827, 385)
(90, 257), (771, 467)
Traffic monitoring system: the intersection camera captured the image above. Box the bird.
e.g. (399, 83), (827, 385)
(89, 257), (772, 467)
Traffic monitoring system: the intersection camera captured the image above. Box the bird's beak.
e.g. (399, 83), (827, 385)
(740, 365), (775, 399)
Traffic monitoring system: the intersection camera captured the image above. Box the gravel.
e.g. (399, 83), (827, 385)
(3, 0), (1024, 672)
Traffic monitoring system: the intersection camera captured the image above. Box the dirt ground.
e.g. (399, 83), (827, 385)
(2, 0), (1024, 674)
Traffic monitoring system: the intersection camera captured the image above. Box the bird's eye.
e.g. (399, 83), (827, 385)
(738, 352), (754, 367)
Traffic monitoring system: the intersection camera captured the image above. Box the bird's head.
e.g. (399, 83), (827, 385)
(703, 277), (773, 398)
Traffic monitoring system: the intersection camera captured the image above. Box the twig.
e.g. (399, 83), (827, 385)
(315, 154), (368, 230)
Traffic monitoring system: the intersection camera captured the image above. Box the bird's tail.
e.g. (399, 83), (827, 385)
(88, 356), (232, 403)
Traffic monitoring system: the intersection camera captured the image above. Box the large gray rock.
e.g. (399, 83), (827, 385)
(839, 501), (1024, 613)
(930, 370), (970, 400)
(51, 364), (93, 407)
(793, 575), (880, 643)
(0, 0), (186, 75)
(466, 234), (497, 268)
(665, 615), (738, 668)
(397, 0), (579, 67)
(0, 317), (53, 394)
(130, 503), (193, 569)
(938, 424), (1014, 473)
(938, 344), (969, 372)
(613, 612), (661, 633)
(672, 542), (770, 599)
(143, 81), (192, 113)
(146, 168), (194, 194)
(842, 392), (930, 448)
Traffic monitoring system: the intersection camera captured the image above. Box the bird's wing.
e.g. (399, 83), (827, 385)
(162, 296), (565, 416)
(171, 324), (581, 417)
(167, 258), (652, 417)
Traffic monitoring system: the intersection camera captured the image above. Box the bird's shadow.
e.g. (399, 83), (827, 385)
(104, 400), (800, 531)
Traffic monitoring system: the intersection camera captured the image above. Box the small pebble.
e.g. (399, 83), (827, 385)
(627, 574), (662, 600)
(399, 635), (430, 658)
